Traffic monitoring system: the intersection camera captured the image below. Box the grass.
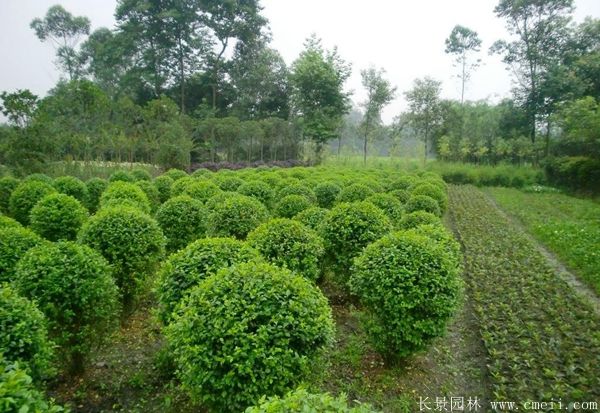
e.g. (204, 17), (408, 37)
(486, 187), (600, 295)
(448, 185), (600, 401)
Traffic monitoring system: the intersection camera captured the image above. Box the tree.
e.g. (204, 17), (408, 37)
(30, 5), (90, 80)
(404, 77), (442, 163)
(359, 67), (396, 164)
(0, 90), (39, 128)
(290, 35), (351, 163)
(445, 25), (482, 105)
(490, 0), (574, 145)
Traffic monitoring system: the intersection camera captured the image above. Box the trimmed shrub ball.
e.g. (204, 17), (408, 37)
(14, 242), (120, 374)
(366, 193), (404, 225)
(85, 178), (108, 213)
(405, 194), (441, 217)
(0, 227), (43, 282)
(135, 180), (161, 212)
(191, 168), (212, 178)
(0, 285), (55, 381)
(404, 224), (462, 270)
(153, 175), (174, 203)
(388, 175), (419, 191)
(9, 181), (57, 225)
(131, 168), (152, 181)
(248, 219), (325, 281)
(169, 176), (196, 197)
(163, 168), (188, 181)
(293, 206), (329, 232)
(23, 173), (53, 184)
(321, 201), (391, 274)
(398, 211), (441, 230)
(411, 182), (447, 212)
(349, 232), (462, 359)
(336, 183), (376, 204)
(207, 194), (268, 239)
(314, 182), (341, 209)
(78, 206), (165, 307)
(99, 181), (151, 213)
(275, 194), (313, 219)
(157, 237), (260, 323)
(53, 176), (88, 203)
(0, 215), (21, 229)
(108, 170), (135, 183)
(155, 195), (207, 253)
(213, 175), (245, 192)
(389, 189), (410, 204)
(0, 176), (19, 214)
(30, 193), (88, 241)
(205, 191), (238, 212)
(277, 184), (317, 204)
(237, 180), (274, 209)
(165, 261), (335, 412)
(182, 180), (222, 203)
(246, 388), (380, 413)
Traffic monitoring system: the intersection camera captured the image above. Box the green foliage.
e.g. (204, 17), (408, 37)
(14, 242), (120, 374)
(411, 183), (447, 212)
(544, 156), (600, 192)
(388, 175), (419, 191)
(314, 182), (341, 209)
(277, 184), (317, 204)
(321, 201), (391, 274)
(398, 211), (441, 230)
(275, 194), (313, 219)
(135, 180), (160, 212)
(246, 388), (380, 413)
(108, 170), (135, 183)
(78, 206), (165, 307)
(389, 189), (410, 204)
(131, 168), (152, 181)
(52, 176), (87, 203)
(29, 193), (87, 241)
(23, 174), (53, 184)
(155, 196), (207, 253)
(0, 177), (19, 214)
(8, 181), (57, 225)
(237, 181), (274, 208)
(99, 181), (151, 213)
(405, 195), (441, 217)
(165, 261), (335, 412)
(153, 175), (174, 203)
(169, 176), (196, 197)
(365, 193), (403, 225)
(0, 285), (55, 381)
(403, 224), (462, 274)
(157, 237), (260, 323)
(207, 194), (268, 239)
(0, 215), (21, 229)
(293, 206), (329, 232)
(213, 175), (245, 192)
(336, 183), (376, 203)
(182, 180), (222, 203)
(84, 177), (107, 213)
(0, 358), (67, 413)
(205, 191), (238, 212)
(0, 227), (43, 282)
(248, 219), (324, 281)
(349, 232), (462, 359)
(163, 169), (188, 181)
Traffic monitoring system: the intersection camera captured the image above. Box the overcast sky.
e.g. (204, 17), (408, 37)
(1, 0), (598, 123)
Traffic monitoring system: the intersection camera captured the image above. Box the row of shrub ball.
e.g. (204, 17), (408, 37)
(0, 165), (460, 412)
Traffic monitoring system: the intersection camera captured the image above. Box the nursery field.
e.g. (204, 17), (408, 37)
(1, 165), (599, 413)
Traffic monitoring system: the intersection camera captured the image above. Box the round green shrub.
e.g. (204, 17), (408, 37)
(388, 175), (419, 191)
(52, 176), (87, 203)
(108, 170), (135, 183)
(183, 180), (222, 203)
(131, 168), (152, 181)
(398, 211), (441, 230)
(314, 182), (341, 209)
(9, 181), (57, 225)
(336, 183), (376, 204)
(411, 183), (447, 212)
(0, 177), (19, 214)
(30, 194), (88, 241)
(389, 189), (410, 204)
(237, 181), (274, 208)
(248, 219), (324, 281)
(166, 262), (335, 412)
(84, 178), (108, 213)
(366, 193), (403, 225)
(99, 181), (151, 213)
(0, 227), (43, 282)
(213, 175), (244, 192)
(321, 202), (391, 274)
(14, 242), (120, 374)
(191, 168), (212, 178)
(0, 215), (21, 229)
(404, 224), (462, 270)
(157, 237), (260, 323)
(246, 388), (380, 413)
(275, 194), (313, 219)
(78, 206), (165, 306)
(293, 207), (329, 232)
(153, 175), (174, 203)
(277, 184), (317, 204)
(405, 194), (441, 217)
(23, 174), (53, 184)
(169, 176), (196, 197)
(135, 180), (160, 212)
(155, 196), (207, 252)
(163, 168), (188, 181)
(349, 232), (462, 359)
(205, 191), (239, 212)
(207, 194), (268, 239)
(0, 285), (55, 381)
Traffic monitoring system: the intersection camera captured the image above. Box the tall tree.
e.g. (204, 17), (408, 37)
(290, 35), (351, 163)
(490, 0), (574, 145)
(404, 77), (442, 163)
(445, 25), (482, 104)
(0, 90), (39, 128)
(30, 5), (91, 80)
(359, 67), (396, 164)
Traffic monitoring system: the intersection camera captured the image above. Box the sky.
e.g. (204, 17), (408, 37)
(0, 0), (599, 123)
